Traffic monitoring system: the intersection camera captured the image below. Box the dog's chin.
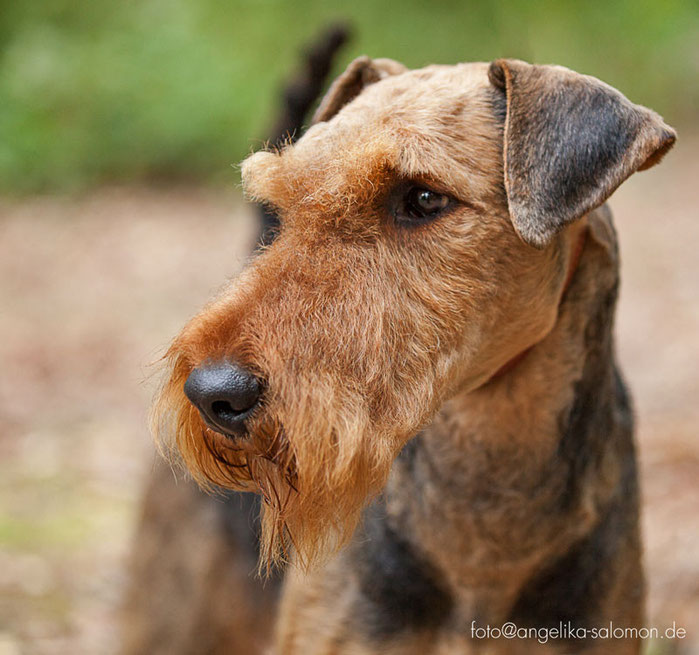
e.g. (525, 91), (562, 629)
(176, 412), (395, 570)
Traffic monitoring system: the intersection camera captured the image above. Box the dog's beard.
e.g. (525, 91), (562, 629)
(151, 357), (400, 570)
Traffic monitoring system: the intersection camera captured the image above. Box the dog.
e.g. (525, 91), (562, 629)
(152, 57), (675, 653)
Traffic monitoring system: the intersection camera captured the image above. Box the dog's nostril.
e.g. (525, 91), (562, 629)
(211, 399), (252, 421)
(184, 362), (262, 437)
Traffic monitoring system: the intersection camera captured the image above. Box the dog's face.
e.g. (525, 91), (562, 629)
(152, 59), (674, 567)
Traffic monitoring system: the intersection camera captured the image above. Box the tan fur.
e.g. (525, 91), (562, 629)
(152, 64), (574, 569)
(152, 57), (674, 653)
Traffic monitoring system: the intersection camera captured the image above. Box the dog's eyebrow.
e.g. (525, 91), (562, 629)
(242, 131), (490, 216)
(240, 150), (284, 206)
(389, 128), (496, 197)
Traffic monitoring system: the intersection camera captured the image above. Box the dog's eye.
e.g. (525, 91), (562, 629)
(398, 186), (451, 223)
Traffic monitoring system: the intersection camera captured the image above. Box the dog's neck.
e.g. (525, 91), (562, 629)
(381, 206), (631, 624)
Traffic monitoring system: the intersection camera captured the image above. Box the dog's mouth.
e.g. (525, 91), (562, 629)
(199, 413), (298, 483)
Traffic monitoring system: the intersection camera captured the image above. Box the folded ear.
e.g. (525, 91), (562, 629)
(488, 59), (676, 248)
(312, 56), (407, 123)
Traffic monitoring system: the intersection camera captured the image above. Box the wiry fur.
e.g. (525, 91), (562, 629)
(152, 57), (675, 652)
(152, 65), (571, 567)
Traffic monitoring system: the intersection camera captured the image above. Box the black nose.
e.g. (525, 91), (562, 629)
(184, 362), (262, 437)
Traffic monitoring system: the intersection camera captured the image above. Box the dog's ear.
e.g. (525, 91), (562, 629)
(488, 59), (676, 248)
(312, 56), (407, 123)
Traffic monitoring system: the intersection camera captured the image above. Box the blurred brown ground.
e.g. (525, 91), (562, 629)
(0, 136), (697, 654)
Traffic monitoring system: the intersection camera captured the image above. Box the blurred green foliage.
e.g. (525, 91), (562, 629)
(0, 0), (697, 194)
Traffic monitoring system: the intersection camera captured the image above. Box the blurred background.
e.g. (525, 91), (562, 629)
(0, 1), (697, 653)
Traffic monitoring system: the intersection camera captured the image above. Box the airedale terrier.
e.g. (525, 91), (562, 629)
(152, 58), (675, 653)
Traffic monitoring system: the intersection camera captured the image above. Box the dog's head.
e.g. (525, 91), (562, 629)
(152, 58), (674, 567)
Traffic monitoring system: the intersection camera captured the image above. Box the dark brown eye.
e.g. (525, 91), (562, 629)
(400, 186), (451, 223)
